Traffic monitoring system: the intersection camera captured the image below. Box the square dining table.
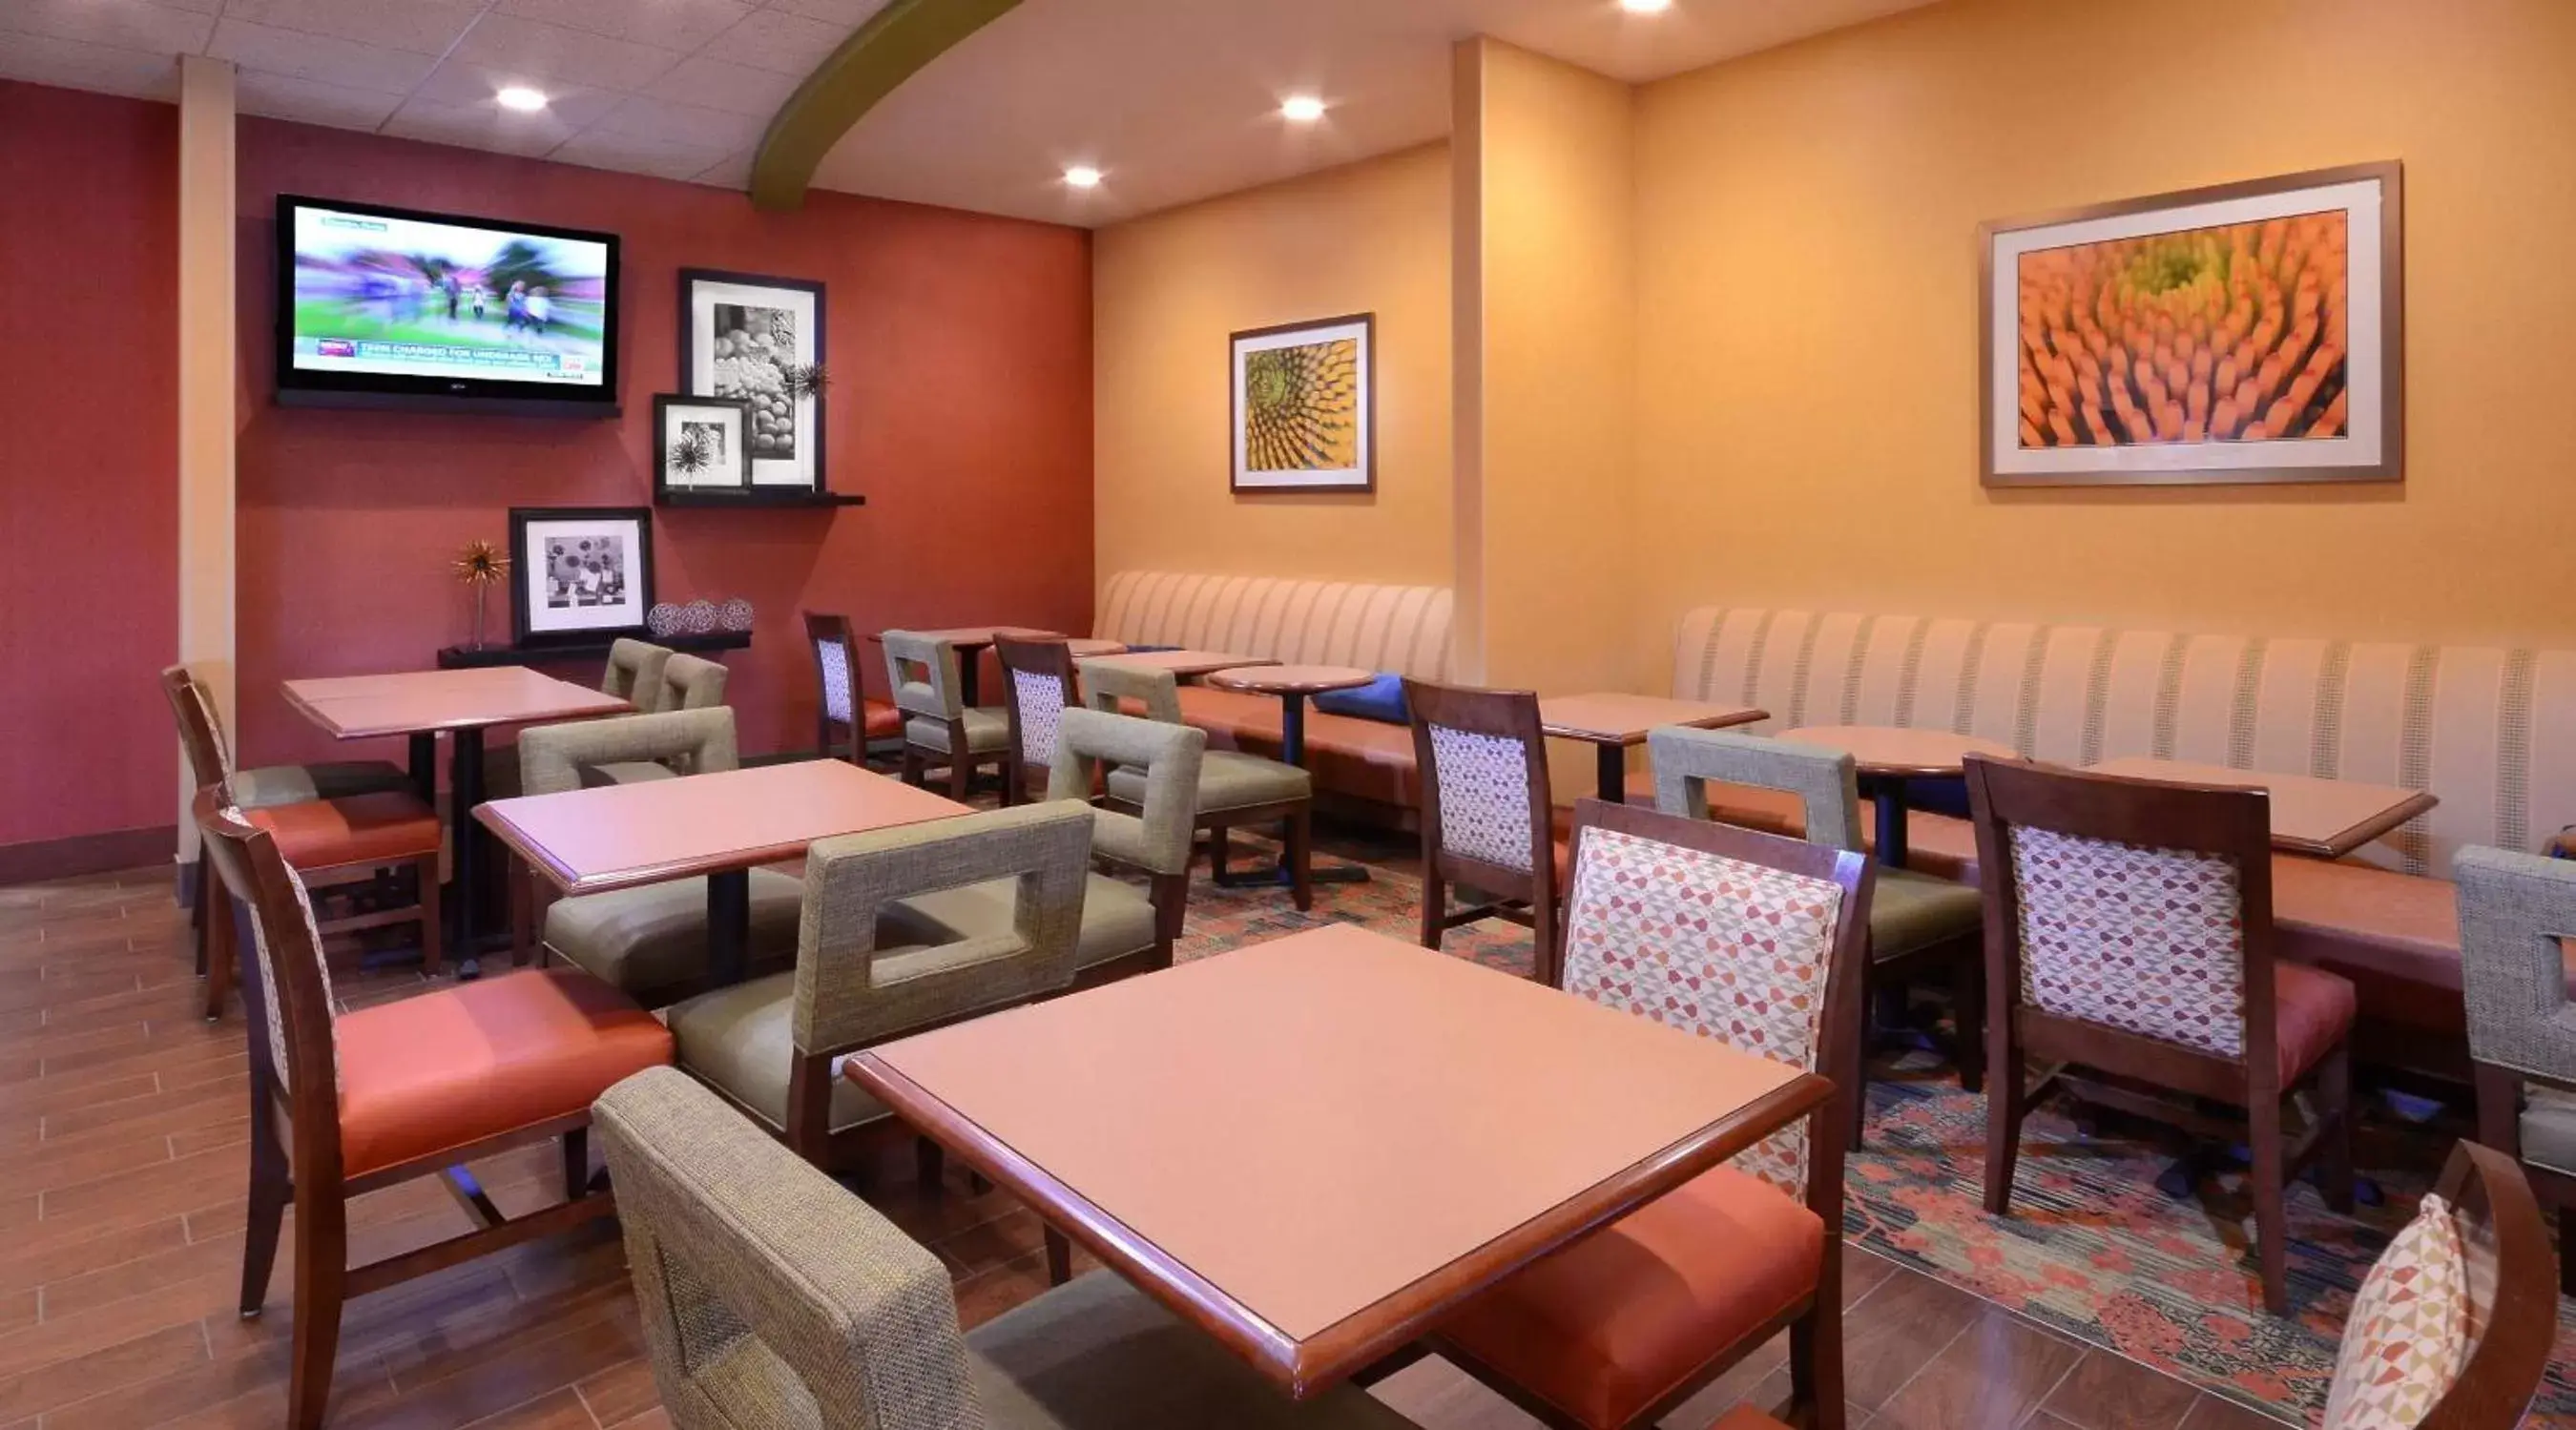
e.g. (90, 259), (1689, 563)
(282, 665), (633, 967)
(2084, 756), (2439, 859)
(475, 759), (972, 985)
(1539, 693), (1771, 802)
(844, 923), (1831, 1399)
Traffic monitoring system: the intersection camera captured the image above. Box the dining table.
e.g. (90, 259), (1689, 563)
(1538, 693), (1770, 802)
(843, 923), (1830, 1399)
(2084, 756), (2438, 859)
(475, 758), (972, 985)
(1776, 724), (2017, 870)
(282, 665), (632, 970)
(1201, 664), (1377, 886)
(1087, 649), (1281, 680)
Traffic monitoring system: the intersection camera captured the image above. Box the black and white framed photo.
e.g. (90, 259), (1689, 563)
(679, 269), (825, 492)
(509, 507), (654, 646)
(652, 394), (752, 498)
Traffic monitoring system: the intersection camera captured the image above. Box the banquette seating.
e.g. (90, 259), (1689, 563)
(1667, 606), (2576, 1074)
(1090, 570), (1454, 825)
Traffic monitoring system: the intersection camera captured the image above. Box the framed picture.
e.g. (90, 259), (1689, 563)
(679, 269), (824, 491)
(652, 394), (752, 498)
(509, 507), (654, 647)
(1981, 161), (2400, 487)
(1231, 312), (1373, 493)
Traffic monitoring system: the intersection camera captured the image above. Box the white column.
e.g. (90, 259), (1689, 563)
(176, 54), (237, 858)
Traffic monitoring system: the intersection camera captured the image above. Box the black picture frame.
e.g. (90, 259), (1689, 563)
(678, 268), (826, 493)
(652, 394), (755, 501)
(508, 507), (655, 648)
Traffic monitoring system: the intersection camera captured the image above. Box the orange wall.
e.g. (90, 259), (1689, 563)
(1093, 144), (1452, 587)
(1631, 0), (2576, 662)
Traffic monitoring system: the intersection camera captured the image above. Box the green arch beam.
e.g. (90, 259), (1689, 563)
(750, 0), (1025, 211)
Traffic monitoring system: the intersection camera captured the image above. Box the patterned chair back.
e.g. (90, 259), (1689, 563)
(603, 639), (675, 715)
(995, 635), (1082, 773)
(1647, 727), (1863, 851)
(160, 664), (234, 787)
(659, 653), (729, 713)
(1050, 708), (1206, 878)
(594, 1067), (985, 1429)
(1076, 658), (1184, 724)
(1963, 756), (2282, 1070)
(1557, 798), (1871, 1199)
(803, 611), (861, 728)
(519, 709), (740, 795)
(2455, 846), (2576, 1085)
(1403, 680), (1551, 878)
(879, 631), (966, 722)
(191, 787), (344, 1160)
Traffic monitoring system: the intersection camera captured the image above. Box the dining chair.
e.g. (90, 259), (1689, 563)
(1433, 798), (1870, 1430)
(2456, 844), (2576, 1295)
(803, 610), (901, 766)
(1963, 755), (2357, 1316)
(515, 710), (806, 1006)
(883, 629), (1015, 800)
(602, 637), (675, 715)
(195, 787), (673, 1430)
(1402, 679), (1562, 984)
(659, 652), (729, 712)
(1650, 726), (1987, 1146)
(166, 667), (444, 1018)
(1081, 657), (1315, 910)
(995, 633), (1083, 803)
(592, 1066), (1421, 1430)
(661, 801), (1091, 1169)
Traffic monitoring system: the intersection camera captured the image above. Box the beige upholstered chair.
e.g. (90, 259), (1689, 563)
(883, 629), (1014, 799)
(521, 711), (805, 1006)
(660, 652), (729, 713)
(663, 801), (1091, 1167)
(1081, 657), (1316, 910)
(1651, 726), (1987, 1146)
(593, 1066), (1421, 1430)
(894, 707), (1205, 989)
(2459, 845), (2576, 1295)
(603, 638), (675, 715)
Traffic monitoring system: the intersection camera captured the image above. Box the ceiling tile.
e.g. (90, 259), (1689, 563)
(0, 30), (177, 98)
(411, 58), (625, 128)
(692, 150), (755, 189)
(381, 94), (584, 158)
(593, 94), (765, 150)
(550, 127), (737, 182)
(219, 0), (488, 57)
(496, 0), (756, 54)
(235, 67), (404, 131)
(207, 17), (438, 93)
(0, 0), (216, 54)
(447, 12), (684, 92)
(648, 52), (800, 117)
(696, 8), (845, 75)
(760, 0), (890, 24)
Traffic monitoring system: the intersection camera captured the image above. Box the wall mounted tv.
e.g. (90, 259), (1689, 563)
(275, 196), (620, 416)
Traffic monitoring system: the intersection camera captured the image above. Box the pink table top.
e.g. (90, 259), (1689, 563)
(1083, 650), (1283, 679)
(1203, 665), (1376, 696)
(1540, 694), (1769, 746)
(1778, 724), (2018, 778)
(2085, 756), (2439, 858)
(283, 667), (630, 739)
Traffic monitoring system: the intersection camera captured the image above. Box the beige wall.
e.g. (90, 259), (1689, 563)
(1631, 0), (2576, 668)
(1092, 143), (1452, 587)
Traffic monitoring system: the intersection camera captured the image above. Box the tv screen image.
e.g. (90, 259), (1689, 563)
(278, 197), (618, 411)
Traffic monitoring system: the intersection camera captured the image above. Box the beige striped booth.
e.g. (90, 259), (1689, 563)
(1668, 606), (2576, 1071)
(1093, 571), (1456, 819)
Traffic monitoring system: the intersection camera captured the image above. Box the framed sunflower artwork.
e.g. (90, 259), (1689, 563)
(1231, 313), (1373, 493)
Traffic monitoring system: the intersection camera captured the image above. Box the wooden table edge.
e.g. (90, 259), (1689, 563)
(2307, 789), (2441, 860)
(845, 1052), (1833, 1399)
(1201, 667), (1375, 696)
(471, 803), (803, 897)
(1540, 706), (1770, 746)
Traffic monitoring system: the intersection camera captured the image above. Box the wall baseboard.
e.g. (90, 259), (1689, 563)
(0, 825), (177, 888)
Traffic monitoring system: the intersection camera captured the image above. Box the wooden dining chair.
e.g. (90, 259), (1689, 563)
(1434, 798), (1871, 1430)
(2455, 843), (2576, 1295)
(802, 611), (902, 767)
(995, 633), (1083, 804)
(194, 787), (673, 1430)
(1963, 755), (2357, 1316)
(883, 629), (1015, 800)
(1650, 725), (1987, 1147)
(1081, 658), (1316, 910)
(1402, 680), (1564, 984)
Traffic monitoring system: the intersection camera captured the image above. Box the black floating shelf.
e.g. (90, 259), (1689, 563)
(436, 630), (751, 669)
(654, 489), (866, 508)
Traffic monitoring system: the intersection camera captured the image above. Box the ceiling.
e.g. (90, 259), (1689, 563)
(0, 0), (1933, 218)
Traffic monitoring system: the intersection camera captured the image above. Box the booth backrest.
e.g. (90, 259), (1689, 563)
(1096, 571), (1454, 680)
(1671, 607), (2576, 876)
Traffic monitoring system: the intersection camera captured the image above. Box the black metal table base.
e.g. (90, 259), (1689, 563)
(409, 726), (500, 980)
(1594, 744), (1628, 804)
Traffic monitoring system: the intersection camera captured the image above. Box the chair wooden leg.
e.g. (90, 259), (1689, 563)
(562, 1127), (590, 1201)
(1982, 1046), (2025, 1216)
(2561, 1209), (2576, 1298)
(191, 855), (209, 974)
(900, 745), (924, 788)
(204, 880), (236, 1022)
(1043, 1226), (1072, 1287)
(239, 1088), (289, 1317)
(2249, 1091), (2290, 1316)
(1951, 944), (1985, 1094)
(286, 1185), (348, 1430)
(414, 854), (443, 977)
(1419, 871), (1445, 951)
(945, 753), (970, 801)
(1285, 807), (1314, 913)
(916, 1136), (945, 1192)
(1788, 1296), (1846, 1430)
(999, 754), (1022, 807)
(1850, 957), (1875, 1151)
(1207, 823), (1230, 881)
(2317, 1044), (2356, 1214)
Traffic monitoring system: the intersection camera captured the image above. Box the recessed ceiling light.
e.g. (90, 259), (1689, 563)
(495, 86), (549, 112)
(1063, 165), (1103, 189)
(1618, 0), (1672, 12)
(1280, 95), (1327, 123)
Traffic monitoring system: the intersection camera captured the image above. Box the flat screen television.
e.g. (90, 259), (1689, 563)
(275, 196), (620, 415)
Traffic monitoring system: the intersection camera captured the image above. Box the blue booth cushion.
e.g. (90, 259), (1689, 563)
(1312, 673), (1410, 725)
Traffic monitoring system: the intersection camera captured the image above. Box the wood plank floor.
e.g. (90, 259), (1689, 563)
(0, 863), (2284, 1429)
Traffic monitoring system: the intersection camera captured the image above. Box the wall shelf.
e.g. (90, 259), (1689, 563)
(654, 489), (866, 508)
(436, 630), (751, 669)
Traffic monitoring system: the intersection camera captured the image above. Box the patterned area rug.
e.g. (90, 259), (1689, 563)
(1173, 824), (2576, 1428)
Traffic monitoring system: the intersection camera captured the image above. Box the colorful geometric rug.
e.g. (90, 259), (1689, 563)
(1175, 823), (2576, 1428)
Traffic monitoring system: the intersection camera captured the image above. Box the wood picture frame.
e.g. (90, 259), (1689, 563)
(652, 394), (753, 499)
(509, 506), (654, 648)
(1980, 161), (2402, 487)
(679, 269), (826, 492)
(1230, 312), (1374, 494)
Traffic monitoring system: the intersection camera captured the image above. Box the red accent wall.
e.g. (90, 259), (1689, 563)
(0, 82), (179, 849)
(232, 117), (1094, 774)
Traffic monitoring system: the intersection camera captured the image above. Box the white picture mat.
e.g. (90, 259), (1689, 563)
(1233, 318), (1372, 489)
(521, 518), (647, 634)
(661, 404), (746, 489)
(1988, 176), (2385, 476)
(686, 279), (819, 488)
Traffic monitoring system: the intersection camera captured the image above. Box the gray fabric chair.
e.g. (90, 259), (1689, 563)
(605, 638), (676, 715)
(2458, 844), (2576, 1294)
(894, 708), (1205, 987)
(884, 630), (1013, 800)
(523, 711), (804, 1005)
(661, 652), (730, 713)
(594, 1066), (1420, 1429)
(1079, 658), (1316, 910)
(1649, 726), (1986, 1143)
(663, 801), (1092, 1166)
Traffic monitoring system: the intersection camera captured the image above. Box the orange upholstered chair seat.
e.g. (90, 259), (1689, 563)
(2272, 961), (2359, 1084)
(1442, 1165), (1825, 1430)
(334, 969), (674, 1178)
(245, 791), (442, 869)
(862, 697), (904, 740)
